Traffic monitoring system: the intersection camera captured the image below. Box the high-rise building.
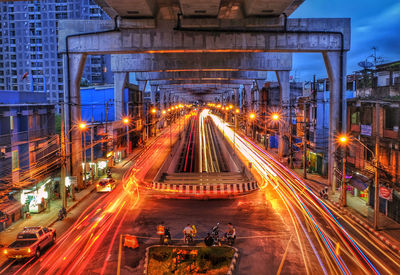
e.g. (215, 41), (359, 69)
(0, 0), (113, 111)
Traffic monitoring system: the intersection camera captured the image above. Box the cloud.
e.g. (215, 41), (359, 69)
(292, 0), (400, 80)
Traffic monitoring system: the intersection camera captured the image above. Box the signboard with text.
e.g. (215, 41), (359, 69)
(379, 186), (393, 201)
(360, 125), (372, 136)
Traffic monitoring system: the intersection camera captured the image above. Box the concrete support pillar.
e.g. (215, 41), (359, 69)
(150, 85), (158, 106)
(243, 84), (252, 112)
(160, 89), (166, 111)
(114, 72), (127, 121)
(138, 80), (147, 140)
(233, 89), (239, 108)
(323, 51), (347, 191)
(276, 70), (290, 158)
(64, 53), (87, 190)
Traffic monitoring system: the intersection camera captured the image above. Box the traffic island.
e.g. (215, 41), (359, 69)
(144, 245), (238, 275)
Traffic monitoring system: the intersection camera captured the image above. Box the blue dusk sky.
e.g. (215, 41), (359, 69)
(288, 0), (400, 81)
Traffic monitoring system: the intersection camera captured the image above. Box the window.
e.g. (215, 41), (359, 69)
(12, 150), (18, 171)
(360, 107), (372, 125)
(351, 110), (360, 125)
(385, 107), (398, 130)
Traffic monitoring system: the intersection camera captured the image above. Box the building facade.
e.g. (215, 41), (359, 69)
(0, 0), (112, 112)
(0, 91), (58, 229)
(346, 60), (400, 222)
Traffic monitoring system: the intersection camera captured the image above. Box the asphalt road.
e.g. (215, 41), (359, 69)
(2, 112), (400, 275)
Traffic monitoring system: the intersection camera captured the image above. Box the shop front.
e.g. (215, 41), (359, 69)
(20, 182), (49, 214)
(347, 172), (371, 203)
(0, 200), (23, 231)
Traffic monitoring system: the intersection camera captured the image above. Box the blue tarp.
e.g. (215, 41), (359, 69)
(348, 174), (371, 191)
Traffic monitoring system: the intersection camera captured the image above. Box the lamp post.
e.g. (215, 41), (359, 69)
(249, 112), (256, 139)
(151, 107), (157, 137)
(79, 123), (88, 189)
(338, 135), (348, 207)
(345, 135), (380, 229)
(123, 117), (130, 154)
(234, 108), (240, 152)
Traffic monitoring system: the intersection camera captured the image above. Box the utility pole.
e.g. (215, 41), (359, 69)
(374, 103), (380, 229)
(341, 148), (347, 207)
(289, 99), (293, 169)
(60, 104), (67, 209)
(303, 102), (307, 179)
(90, 116), (94, 183)
(105, 100), (110, 157)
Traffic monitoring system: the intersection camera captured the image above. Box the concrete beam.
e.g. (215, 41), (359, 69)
(150, 80), (253, 86)
(157, 84), (241, 89)
(111, 53), (292, 72)
(134, 71), (268, 81)
(59, 19), (350, 54)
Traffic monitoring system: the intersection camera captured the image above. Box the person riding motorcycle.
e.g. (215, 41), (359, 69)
(183, 224), (194, 244)
(224, 223), (236, 245)
(320, 186), (329, 199)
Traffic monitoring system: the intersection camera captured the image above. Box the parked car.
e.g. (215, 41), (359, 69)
(3, 226), (56, 259)
(96, 178), (116, 192)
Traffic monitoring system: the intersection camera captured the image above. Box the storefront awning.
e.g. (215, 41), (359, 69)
(348, 173), (372, 191)
(0, 201), (23, 215)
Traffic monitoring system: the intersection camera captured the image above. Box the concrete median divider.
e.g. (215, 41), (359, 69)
(151, 180), (259, 199)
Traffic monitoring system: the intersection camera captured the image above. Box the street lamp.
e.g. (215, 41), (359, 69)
(338, 134), (349, 207)
(123, 117), (130, 154)
(249, 112), (256, 138)
(233, 108), (240, 152)
(340, 134), (380, 229)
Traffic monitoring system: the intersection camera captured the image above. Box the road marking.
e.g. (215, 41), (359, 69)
(276, 235), (293, 275)
(117, 234), (123, 275)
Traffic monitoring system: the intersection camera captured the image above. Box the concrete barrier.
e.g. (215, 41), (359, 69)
(151, 180), (259, 198)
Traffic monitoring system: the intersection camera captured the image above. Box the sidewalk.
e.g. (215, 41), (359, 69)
(252, 138), (400, 252)
(0, 145), (145, 265)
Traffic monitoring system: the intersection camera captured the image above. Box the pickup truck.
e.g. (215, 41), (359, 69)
(3, 226), (56, 259)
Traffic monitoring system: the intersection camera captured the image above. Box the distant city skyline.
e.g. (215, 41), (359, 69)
(290, 0), (400, 81)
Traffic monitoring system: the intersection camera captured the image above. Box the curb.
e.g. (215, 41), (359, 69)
(227, 247), (239, 275)
(143, 246), (150, 275)
(331, 200), (400, 255)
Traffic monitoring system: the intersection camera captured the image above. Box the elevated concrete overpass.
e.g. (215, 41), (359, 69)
(60, 0), (349, 192)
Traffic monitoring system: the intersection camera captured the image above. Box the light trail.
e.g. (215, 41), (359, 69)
(16, 121), (181, 275)
(208, 110), (383, 275)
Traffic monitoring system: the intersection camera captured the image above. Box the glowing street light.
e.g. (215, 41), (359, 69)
(235, 108), (240, 114)
(338, 135), (348, 144)
(79, 122), (87, 130)
(122, 117), (130, 124)
(229, 104), (233, 109)
(249, 113), (256, 120)
(272, 113), (280, 121)
(151, 108), (157, 114)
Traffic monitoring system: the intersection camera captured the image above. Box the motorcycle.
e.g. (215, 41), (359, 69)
(160, 227), (172, 245)
(204, 223), (221, 246)
(221, 233), (236, 246)
(58, 207), (67, 221)
(106, 168), (112, 178)
(184, 233), (194, 245)
(320, 187), (328, 200)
